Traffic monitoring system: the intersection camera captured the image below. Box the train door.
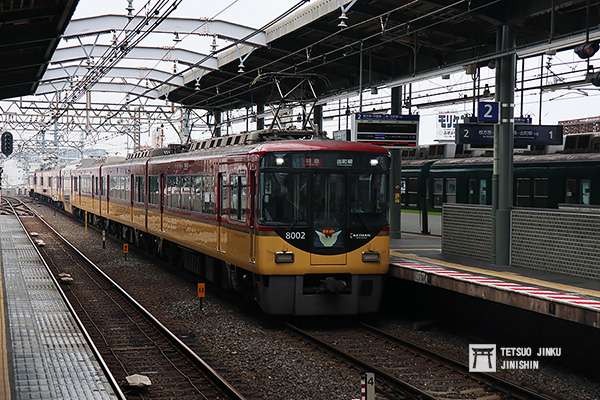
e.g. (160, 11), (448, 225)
(249, 168), (257, 263)
(217, 170), (227, 254)
(160, 173), (165, 231)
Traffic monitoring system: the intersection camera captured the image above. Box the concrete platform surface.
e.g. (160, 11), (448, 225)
(391, 233), (600, 329)
(0, 215), (118, 400)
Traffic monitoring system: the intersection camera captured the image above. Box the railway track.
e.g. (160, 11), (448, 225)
(5, 197), (246, 400)
(286, 321), (559, 400)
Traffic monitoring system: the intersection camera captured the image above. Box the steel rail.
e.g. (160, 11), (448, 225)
(7, 196), (247, 400)
(2, 197), (127, 400)
(359, 322), (559, 400)
(285, 322), (437, 400)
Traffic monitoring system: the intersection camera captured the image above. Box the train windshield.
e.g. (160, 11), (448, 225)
(259, 152), (389, 231)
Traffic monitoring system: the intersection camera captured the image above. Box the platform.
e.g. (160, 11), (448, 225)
(0, 214), (119, 400)
(390, 233), (600, 329)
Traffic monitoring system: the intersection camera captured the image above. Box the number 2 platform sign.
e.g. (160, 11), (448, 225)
(477, 101), (499, 124)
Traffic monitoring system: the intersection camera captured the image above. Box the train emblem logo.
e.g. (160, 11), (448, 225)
(316, 228), (341, 247)
(469, 344), (497, 372)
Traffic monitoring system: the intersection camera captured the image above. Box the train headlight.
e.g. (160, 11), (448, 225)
(362, 251), (380, 263)
(275, 157), (285, 166)
(369, 159), (379, 166)
(275, 251), (294, 264)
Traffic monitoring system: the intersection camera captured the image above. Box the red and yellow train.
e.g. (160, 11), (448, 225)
(29, 130), (390, 315)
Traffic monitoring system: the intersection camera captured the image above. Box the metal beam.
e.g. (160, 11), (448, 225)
(35, 81), (162, 99)
(43, 65), (184, 86)
(51, 44), (218, 69)
(63, 15), (266, 47)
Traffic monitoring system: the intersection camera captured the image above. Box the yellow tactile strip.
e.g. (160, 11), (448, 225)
(0, 257), (11, 400)
(391, 250), (600, 300)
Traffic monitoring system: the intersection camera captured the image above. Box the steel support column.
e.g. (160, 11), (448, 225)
(256, 103), (265, 130)
(389, 86), (403, 239)
(494, 25), (515, 265)
(213, 110), (222, 137)
(313, 104), (323, 132)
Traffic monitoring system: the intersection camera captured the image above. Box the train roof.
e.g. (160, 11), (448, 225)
(432, 152), (600, 168)
(102, 139), (389, 168)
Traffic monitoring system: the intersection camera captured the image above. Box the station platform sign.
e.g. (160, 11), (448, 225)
(455, 123), (563, 146)
(351, 113), (419, 148)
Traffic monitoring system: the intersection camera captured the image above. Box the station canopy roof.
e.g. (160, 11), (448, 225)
(0, 0), (78, 100)
(166, 0), (600, 111)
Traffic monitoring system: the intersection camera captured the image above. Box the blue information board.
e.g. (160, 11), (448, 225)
(455, 123), (563, 146)
(477, 101), (500, 124)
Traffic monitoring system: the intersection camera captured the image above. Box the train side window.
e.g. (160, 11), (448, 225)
(167, 176), (179, 208)
(433, 178), (444, 208)
(220, 174), (229, 216)
(533, 178), (549, 208)
(148, 176), (160, 205)
(180, 176), (192, 210)
(205, 176), (216, 214)
(406, 178), (418, 207)
(192, 176), (203, 212)
(479, 179), (489, 205)
(581, 179), (591, 205)
(468, 178), (478, 204)
(230, 175), (240, 220)
(135, 176), (145, 203)
(445, 178), (456, 204)
(73, 177), (77, 192)
(565, 178), (579, 204)
(516, 178), (532, 207)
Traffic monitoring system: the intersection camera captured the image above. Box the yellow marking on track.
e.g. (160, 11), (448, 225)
(391, 251), (600, 300)
(0, 259), (11, 400)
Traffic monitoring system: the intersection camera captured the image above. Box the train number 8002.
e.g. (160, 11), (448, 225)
(285, 231), (306, 240)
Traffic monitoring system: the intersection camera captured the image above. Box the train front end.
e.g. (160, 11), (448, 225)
(254, 142), (390, 315)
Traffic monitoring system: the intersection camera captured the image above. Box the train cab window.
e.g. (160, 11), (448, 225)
(581, 179), (591, 205)
(445, 178), (457, 204)
(180, 176), (192, 210)
(349, 173), (388, 230)
(134, 176), (145, 203)
(433, 178), (444, 208)
(148, 176), (160, 205)
(260, 172), (309, 224)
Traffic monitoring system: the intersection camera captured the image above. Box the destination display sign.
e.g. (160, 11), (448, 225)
(455, 123), (563, 146)
(352, 113), (420, 148)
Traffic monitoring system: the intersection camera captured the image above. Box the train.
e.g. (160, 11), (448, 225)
(28, 129), (391, 316)
(401, 132), (600, 213)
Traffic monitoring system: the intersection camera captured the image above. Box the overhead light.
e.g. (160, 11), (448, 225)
(370, 87), (379, 95)
(338, 11), (348, 28)
(545, 48), (557, 56)
(487, 60), (496, 70)
(574, 42), (599, 59)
